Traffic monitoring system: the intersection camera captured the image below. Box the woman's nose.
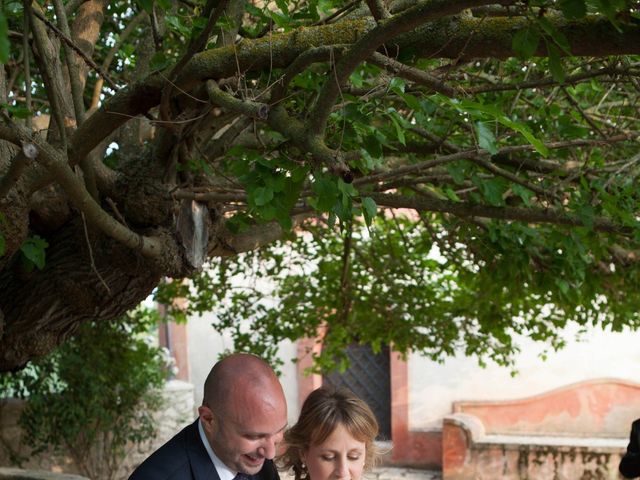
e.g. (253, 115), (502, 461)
(334, 460), (349, 479)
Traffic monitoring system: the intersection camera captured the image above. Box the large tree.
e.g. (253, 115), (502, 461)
(1, 0), (640, 371)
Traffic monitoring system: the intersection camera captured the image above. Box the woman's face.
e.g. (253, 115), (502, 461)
(302, 424), (366, 480)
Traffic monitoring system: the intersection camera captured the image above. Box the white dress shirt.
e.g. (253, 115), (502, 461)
(198, 418), (240, 480)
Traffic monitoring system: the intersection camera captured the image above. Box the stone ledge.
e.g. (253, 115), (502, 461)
(0, 468), (89, 480)
(370, 467), (442, 480)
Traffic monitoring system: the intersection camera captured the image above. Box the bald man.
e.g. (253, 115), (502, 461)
(129, 353), (288, 480)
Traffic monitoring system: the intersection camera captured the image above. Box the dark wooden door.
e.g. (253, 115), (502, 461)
(324, 343), (391, 439)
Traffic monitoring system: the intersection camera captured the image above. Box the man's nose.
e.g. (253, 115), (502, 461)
(258, 437), (277, 459)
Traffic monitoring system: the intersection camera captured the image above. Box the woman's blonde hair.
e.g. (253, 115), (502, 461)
(278, 386), (380, 480)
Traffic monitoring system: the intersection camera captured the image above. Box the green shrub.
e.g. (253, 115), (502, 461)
(0, 307), (169, 480)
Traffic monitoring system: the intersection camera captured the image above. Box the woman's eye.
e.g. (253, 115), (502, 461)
(348, 456), (361, 461)
(321, 456), (335, 461)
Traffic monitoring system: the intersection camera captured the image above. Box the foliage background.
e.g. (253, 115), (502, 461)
(0, 308), (168, 480)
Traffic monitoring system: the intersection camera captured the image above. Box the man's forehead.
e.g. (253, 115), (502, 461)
(233, 418), (288, 436)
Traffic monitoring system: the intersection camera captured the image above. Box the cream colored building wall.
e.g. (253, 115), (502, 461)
(186, 311), (300, 424)
(408, 326), (640, 431)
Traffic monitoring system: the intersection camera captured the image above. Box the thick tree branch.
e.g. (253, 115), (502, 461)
(206, 80), (268, 119)
(308, 0), (512, 136)
(70, 14), (640, 176)
(365, 0), (390, 22)
(210, 214), (310, 256)
(90, 11), (146, 109)
(354, 150), (473, 186)
(369, 52), (457, 97)
(267, 105), (352, 181)
(0, 147), (36, 200)
(159, 0), (230, 125)
(22, 1), (32, 131)
(0, 122), (163, 257)
(31, 7), (116, 90)
(469, 155), (554, 200)
(466, 65), (636, 94)
(70, 0), (109, 89)
(399, 15), (640, 61)
(29, 2), (71, 146)
(270, 46), (348, 104)
(369, 192), (629, 234)
(53, 0), (86, 125)
(52, 0), (98, 200)
(202, 116), (252, 162)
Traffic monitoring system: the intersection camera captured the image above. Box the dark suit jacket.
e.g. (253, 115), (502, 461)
(128, 419), (281, 480)
(620, 419), (640, 479)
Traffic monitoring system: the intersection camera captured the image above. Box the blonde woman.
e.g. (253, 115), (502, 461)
(279, 386), (380, 480)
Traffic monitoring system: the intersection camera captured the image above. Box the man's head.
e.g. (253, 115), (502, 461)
(198, 353), (288, 475)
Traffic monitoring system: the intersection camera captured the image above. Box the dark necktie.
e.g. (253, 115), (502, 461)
(234, 473), (252, 480)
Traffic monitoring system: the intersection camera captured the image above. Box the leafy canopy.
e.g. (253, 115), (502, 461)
(1, 0), (640, 370)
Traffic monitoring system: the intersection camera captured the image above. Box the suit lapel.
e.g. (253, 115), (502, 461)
(185, 419), (221, 480)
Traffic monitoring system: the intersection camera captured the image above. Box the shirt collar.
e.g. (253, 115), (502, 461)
(198, 418), (240, 480)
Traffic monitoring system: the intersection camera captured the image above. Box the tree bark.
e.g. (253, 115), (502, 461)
(0, 220), (162, 371)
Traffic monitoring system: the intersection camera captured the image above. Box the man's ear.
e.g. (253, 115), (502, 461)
(198, 405), (215, 434)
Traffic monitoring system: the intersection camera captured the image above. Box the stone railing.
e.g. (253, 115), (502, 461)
(442, 378), (640, 480)
(0, 468), (88, 479)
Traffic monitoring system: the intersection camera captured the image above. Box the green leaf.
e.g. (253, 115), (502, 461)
(245, 3), (264, 17)
(400, 92), (422, 111)
(20, 235), (49, 270)
(587, 0), (624, 30)
(0, 10), (9, 64)
(476, 121), (498, 155)
(558, 0), (587, 19)
(388, 113), (406, 146)
(473, 177), (507, 206)
(451, 98), (549, 157)
(389, 77), (406, 94)
(268, 10), (289, 28)
(275, 210), (293, 230)
(555, 278), (570, 296)
(499, 116), (549, 157)
(444, 188), (461, 202)
(149, 52), (171, 71)
(538, 17), (571, 54)
(165, 15), (191, 36)
(512, 184), (535, 206)
(252, 186), (274, 206)
(512, 26), (540, 59)
(0, 233), (5, 257)
(447, 162), (468, 185)
(361, 197), (377, 226)
(6, 105), (32, 119)
(575, 204), (595, 228)
(311, 176), (339, 212)
(135, 0), (153, 14)
(337, 178), (358, 198)
(156, 0), (171, 11)
(275, 0), (289, 15)
(546, 42), (566, 84)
